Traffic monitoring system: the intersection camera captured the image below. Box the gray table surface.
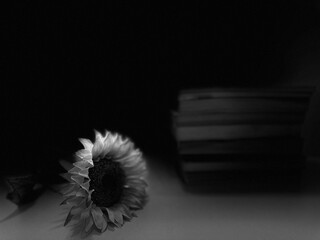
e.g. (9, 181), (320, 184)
(1, 155), (320, 240)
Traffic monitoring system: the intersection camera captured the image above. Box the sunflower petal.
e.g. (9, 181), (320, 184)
(105, 208), (115, 223)
(71, 175), (84, 185)
(79, 138), (93, 151)
(60, 196), (74, 206)
(122, 157), (144, 168)
(127, 178), (148, 188)
(60, 183), (77, 195)
(64, 209), (74, 226)
(80, 228), (92, 239)
(102, 215), (108, 232)
(120, 205), (133, 219)
(75, 188), (87, 197)
(59, 159), (73, 171)
(132, 212), (138, 218)
(68, 167), (81, 175)
(80, 207), (90, 220)
(76, 149), (91, 157)
(59, 173), (72, 182)
(92, 141), (103, 160)
(64, 187), (81, 197)
(77, 169), (89, 178)
(91, 207), (105, 231)
(67, 196), (84, 206)
(114, 140), (133, 159)
(107, 223), (116, 231)
(115, 150), (141, 163)
(110, 205), (124, 225)
(80, 181), (90, 192)
(64, 206), (83, 226)
(92, 130), (105, 158)
(122, 198), (143, 210)
(103, 132), (115, 146)
(75, 149), (92, 162)
(85, 215), (94, 232)
(73, 160), (93, 170)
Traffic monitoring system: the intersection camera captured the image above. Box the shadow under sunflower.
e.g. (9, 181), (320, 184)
(60, 130), (148, 238)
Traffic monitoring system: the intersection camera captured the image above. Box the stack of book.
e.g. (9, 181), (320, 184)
(173, 87), (314, 192)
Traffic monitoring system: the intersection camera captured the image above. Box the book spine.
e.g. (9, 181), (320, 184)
(179, 91), (313, 101)
(179, 98), (308, 113)
(179, 87), (315, 101)
(178, 137), (303, 155)
(175, 112), (305, 126)
(176, 124), (302, 141)
(179, 153), (303, 163)
(181, 159), (303, 172)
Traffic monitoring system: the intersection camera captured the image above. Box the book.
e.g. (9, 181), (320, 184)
(179, 87), (315, 101)
(175, 124), (302, 141)
(179, 98), (309, 113)
(179, 154), (303, 164)
(178, 137), (303, 155)
(179, 154), (304, 189)
(181, 157), (303, 172)
(182, 168), (303, 192)
(174, 87), (311, 191)
(174, 112), (305, 126)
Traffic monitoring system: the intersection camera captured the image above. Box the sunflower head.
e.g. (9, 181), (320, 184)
(60, 130), (148, 237)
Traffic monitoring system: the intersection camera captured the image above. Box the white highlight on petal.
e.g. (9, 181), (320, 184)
(79, 138), (93, 151)
(92, 131), (105, 159)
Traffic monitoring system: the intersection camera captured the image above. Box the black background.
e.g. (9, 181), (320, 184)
(2, 1), (320, 182)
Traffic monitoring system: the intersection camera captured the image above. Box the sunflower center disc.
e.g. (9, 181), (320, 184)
(88, 158), (125, 207)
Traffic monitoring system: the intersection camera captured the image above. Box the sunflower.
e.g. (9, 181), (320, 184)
(60, 130), (148, 237)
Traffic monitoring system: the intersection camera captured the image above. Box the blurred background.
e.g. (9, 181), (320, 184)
(2, 0), (320, 185)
